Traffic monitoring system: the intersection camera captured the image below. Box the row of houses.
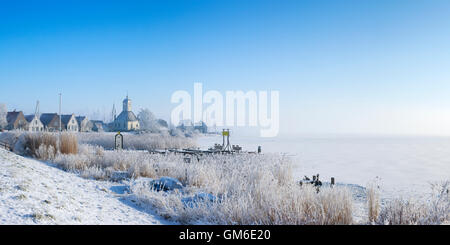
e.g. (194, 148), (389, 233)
(176, 120), (208, 134)
(5, 110), (105, 132)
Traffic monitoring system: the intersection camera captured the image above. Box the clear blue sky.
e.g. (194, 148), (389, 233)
(1, 0), (450, 135)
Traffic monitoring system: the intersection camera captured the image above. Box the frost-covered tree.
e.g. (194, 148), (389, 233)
(0, 103), (7, 130)
(157, 119), (169, 129)
(137, 108), (160, 132)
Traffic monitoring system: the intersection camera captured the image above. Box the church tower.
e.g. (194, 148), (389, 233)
(123, 95), (132, 112)
(113, 94), (139, 132)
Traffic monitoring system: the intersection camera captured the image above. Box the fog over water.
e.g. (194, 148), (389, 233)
(198, 134), (450, 198)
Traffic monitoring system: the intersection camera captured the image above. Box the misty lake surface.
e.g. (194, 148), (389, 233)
(197, 134), (450, 198)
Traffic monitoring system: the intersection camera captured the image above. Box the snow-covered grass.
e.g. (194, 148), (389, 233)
(375, 181), (450, 225)
(2, 131), (448, 225)
(1, 131), (355, 224)
(0, 131), (196, 153)
(52, 146), (353, 224)
(128, 153), (353, 225)
(77, 132), (196, 150)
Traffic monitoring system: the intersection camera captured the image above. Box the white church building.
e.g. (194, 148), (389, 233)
(112, 96), (140, 131)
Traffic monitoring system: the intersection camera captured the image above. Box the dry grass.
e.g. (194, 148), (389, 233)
(366, 183), (380, 223)
(0, 131), (78, 159)
(59, 133), (78, 155)
(23, 132), (58, 159)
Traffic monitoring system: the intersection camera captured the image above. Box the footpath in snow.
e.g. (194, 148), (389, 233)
(0, 148), (171, 225)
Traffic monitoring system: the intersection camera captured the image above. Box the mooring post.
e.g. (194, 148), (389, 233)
(331, 177), (335, 187)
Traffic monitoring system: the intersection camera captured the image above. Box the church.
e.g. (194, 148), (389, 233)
(112, 96), (140, 131)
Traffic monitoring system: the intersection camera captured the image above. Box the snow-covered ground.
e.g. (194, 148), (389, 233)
(0, 148), (172, 225)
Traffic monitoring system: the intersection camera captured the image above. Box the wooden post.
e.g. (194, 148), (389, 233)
(115, 132), (123, 150)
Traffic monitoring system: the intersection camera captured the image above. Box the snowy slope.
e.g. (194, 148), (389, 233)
(0, 148), (172, 225)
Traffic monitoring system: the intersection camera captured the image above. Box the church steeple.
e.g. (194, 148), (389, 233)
(123, 95), (132, 112)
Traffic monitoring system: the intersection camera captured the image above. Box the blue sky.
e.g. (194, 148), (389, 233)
(1, 0), (450, 135)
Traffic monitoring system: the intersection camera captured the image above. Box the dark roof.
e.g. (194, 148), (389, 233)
(7, 111), (22, 124)
(90, 120), (104, 124)
(60, 114), (74, 125)
(24, 115), (36, 123)
(75, 116), (86, 124)
(40, 113), (58, 126)
(116, 111), (138, 122)
(91, 121), (104, 130)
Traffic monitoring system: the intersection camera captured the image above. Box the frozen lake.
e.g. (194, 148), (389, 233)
(197, 134), (450, 198)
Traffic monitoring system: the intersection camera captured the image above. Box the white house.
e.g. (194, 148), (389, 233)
(24, 114), (44, 132)
(76, 116), (92, 132)
(61, 114), (79, 132)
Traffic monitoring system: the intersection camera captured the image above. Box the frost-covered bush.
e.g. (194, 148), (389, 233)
(0, 130), (22, 149)
(377, 181), (449, 225)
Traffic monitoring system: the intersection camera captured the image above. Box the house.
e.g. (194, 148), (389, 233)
(24, 114), (44, 132)
(176, 120), (194, 132)
(6, 111), (28, 130)
(40, 113), (61, 132)
(194, 121), (208, 134)
(76, 116), (92, 132)
(61, 114), (79, 132)
(90, 120), (105, 132)
(112, 96), (140, 131)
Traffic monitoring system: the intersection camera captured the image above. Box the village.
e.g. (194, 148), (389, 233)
(0, 95), (208, 135)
